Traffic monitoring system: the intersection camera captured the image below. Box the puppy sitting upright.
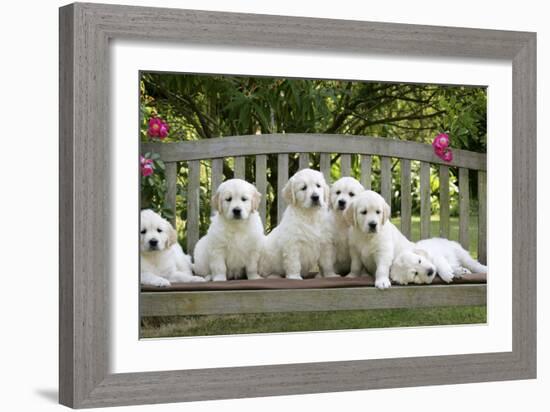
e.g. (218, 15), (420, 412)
(328, 177), (365, 275)
(345, 190), (413, 289)
(260, 168), (336, 280)
(140, 209), (205, 287)
(193, 179), (264, 281)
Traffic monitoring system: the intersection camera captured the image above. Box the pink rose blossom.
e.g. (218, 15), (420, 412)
(141, 163), (154, 177)
(432, 133), (450, 150)
(148, 117), (169, 138)
(441, 150), (453, 162)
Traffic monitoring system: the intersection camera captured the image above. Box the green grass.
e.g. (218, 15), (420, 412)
(141, 306), (487, 338)
(392, 215), (479, 258)
(141, 216), (485, 338)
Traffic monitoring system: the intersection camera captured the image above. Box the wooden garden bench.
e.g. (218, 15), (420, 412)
(140, 133), (487, 317)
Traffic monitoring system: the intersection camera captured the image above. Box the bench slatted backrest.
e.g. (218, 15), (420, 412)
(142, 133), (487, 263)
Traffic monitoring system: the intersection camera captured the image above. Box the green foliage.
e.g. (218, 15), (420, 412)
(139, 73), (486, 240)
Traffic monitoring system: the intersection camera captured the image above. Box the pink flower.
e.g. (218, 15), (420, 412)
(148, 117), (169, 138)
(441, 150), (453, 162)
(432, 133), (450, 150)
(140, 156), (154, 177)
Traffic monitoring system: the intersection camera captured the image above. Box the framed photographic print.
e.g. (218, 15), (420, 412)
(59, 2), (536, 408)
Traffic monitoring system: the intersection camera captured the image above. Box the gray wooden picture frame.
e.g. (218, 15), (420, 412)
(59, 2), (536, 408)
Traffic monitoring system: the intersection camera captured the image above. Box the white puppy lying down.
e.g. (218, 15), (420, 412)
(140, 209), (205, 287)
(345, 190), (413, 289)
(328, 177), (365, 275)
(390, 237), (487, 285)
(259, 168), (336, 280)
(194, 179), (264, 281)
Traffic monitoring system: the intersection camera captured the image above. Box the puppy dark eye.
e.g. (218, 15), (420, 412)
(157, 228), (163, 233)
(414, 271), (418, 276)
(140, 229), (146, 234)
(360, 210), (367, 215)
(301, 185), (307, 191)
(418, 259), (422, 264)
(376, 210), (381, 214)
(241, 197), (247, 202)
(226, 197), (232, 202)
(349, 192), (355, 197)
(336, 190), (341, 195)
(316, 183), (321, 188)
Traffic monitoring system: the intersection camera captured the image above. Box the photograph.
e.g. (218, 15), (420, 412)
(138, 72), (488, 338)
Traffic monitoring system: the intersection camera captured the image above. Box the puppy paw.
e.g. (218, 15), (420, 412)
(212, 274), (227, 282)
(375, 277), (392, 289)
(453, 267), (471, 278)
(149, 277), (171, 287)
(247, 273), (262, 280)
(345, 272), (358, 278)
(189, 275), (207, 283)
(438, 270), (454, 283)
(323, 272), (340, 278)
(286, 274), (303, 280)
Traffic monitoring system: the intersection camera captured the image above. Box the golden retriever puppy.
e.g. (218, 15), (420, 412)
(328, 177), (365, 274)
(193, 179), (264, 281)
(345, 190), (413, 289)
(259, 168), (336, 280)
(391, 238), (487, 284)
(140, 209), (205, 287)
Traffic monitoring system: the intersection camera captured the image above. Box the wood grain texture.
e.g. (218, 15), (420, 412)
(143, 133), (486, 170)
(277, 154), (289, 224)
(186, 160), (200, 253)
(60, 3), (536, 407)
(233, 156), (245, 179)
(439, 165), (450, 238)
(420, 162), (431, 239)
(141, 284), (487, 316)
(299, 152), (310, 170)
(478, 171), (487, 264)
(360, 154), (372, 189)
(380, 156), (392, 206)
(340, 153), (351, 177)
(400, 159), (411, 239)
(459, 167), (470, 250)
(164, 162), (177, 227)
(210, 158), (223, 196)
(320, 153), (331, 182)
(255, 155), (267, 224)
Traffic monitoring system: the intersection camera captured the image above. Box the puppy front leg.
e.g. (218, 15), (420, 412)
(209, 253), (228, 282)
(374, 255), (392, 289)
(245, 250), (262, 280)
(319, 241), (338, 278)
(432, 256), (454, 283)
(346, 246), (362, 278)
(282, 246), (302, 280)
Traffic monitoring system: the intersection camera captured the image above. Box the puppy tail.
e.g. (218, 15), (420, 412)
(456, 244), (487, 274)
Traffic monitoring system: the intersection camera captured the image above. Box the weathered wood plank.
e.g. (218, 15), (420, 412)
(420, 162), (431, 239)
(478, 171), (487, 264)
(143, 133), (487, 170)
(439, 165), (450, 238)
(320, 153), (331, 182)
(277, 154), (289, 224)
(255, 155), (267, 224)
(164, 162), (177, 227)
(210, 158), (223, 195)
(233, 156), (245, 179)
(400, 159), (411, 239)
(141, 284), (487, 316)
(299, 152), (310, 170)
(381, 156), (392, 206)
(187, 161), (200, 254)
(340, 154), (351, 177)
(459, 168), (470, 250)
(360, 154), (372, 189)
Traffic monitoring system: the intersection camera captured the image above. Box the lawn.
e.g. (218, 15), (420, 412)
(141, 215), (485, 338)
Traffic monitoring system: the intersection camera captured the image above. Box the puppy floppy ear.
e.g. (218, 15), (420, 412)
(282, 177), (295, 205)
(343, 200), (356, 227)
(382, 201), (391, 225)
(166, 222), (178, 248)
(211, 189), (222, 213)
(252, 189), (262, 212)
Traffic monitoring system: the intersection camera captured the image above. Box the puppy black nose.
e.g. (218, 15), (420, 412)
(233, 207), (242, 216)
(149, 239), (158, 247)
(368, 222), (377, 229)
(311, 194), (320, 202)
(427, 268), (434, 276)
(338, 199), (346, 206)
